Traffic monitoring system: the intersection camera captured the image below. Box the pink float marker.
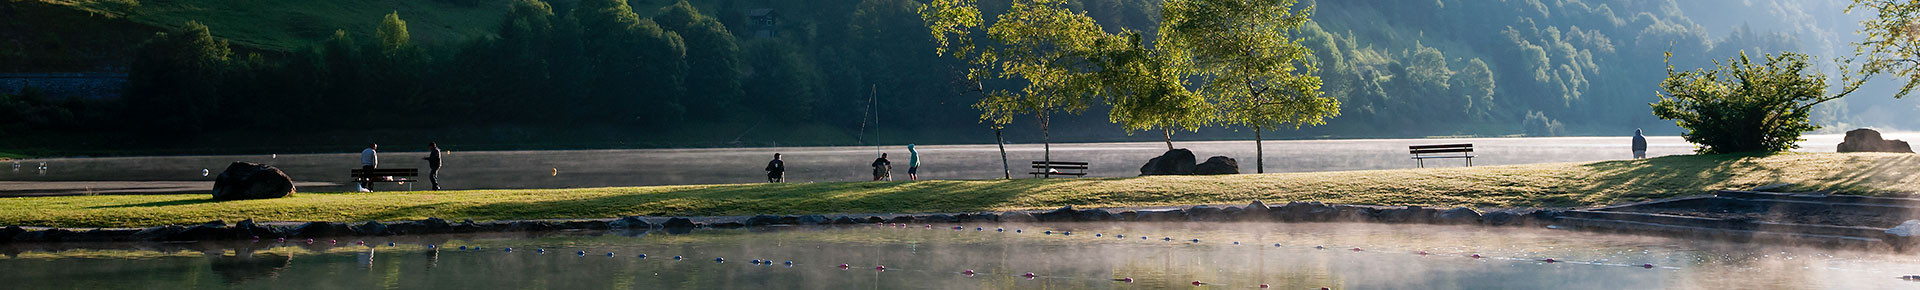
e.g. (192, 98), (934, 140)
(1191, 280), (1204, 286)
(1114, 277), (1133, 283)
(1641, 263), (1654, 269)
(1418, 251), (1429, 255)
(875, 265), (886, 271)
(1351, 247), (1363, 252)
(1470, 254), (1482, 259)
(1542, 258), (1557, 263)
(1260, 283), (1270, 288)
(963, 269), (975, 276)
(839, 264), (850, 270)
(1023, 272), (1036, 278)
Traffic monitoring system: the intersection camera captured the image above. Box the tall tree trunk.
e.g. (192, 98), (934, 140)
(996, 128), (1011, 179)
(1255, 124), (1265, 174)
(1163, 127), (1174, 150)
(1041, 113), (1052, 179)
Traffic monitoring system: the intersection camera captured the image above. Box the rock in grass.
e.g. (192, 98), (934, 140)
(1837, 129), (1914, 153)
(211, 162), (295, 201)
(1193, 156), (1240, 175)
(1140, 149), (1198, 176)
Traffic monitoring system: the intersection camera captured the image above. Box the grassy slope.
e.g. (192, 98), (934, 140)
(38, 0), (512, 51)
(3, 153), (1916, 228)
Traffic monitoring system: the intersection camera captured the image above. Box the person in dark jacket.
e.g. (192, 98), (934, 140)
(765, 153), (786, 183)
(1632, 129), (1648, 159)
(423, 142), (443, 190)
(871, 153), (892, 181)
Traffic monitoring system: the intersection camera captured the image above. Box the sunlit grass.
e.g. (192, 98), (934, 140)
(2, 153), (1916, 228)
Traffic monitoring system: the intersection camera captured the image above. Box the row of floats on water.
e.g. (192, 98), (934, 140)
(248, 223), (1724, 288)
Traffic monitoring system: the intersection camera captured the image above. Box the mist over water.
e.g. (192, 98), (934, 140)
(2, 134), (1910, 193)
(2, 222), (1913, 289)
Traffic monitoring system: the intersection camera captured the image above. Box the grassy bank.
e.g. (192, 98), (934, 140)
(3, 153), (1916, 228)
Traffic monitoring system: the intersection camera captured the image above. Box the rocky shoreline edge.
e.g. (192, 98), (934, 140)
(0, 201), (1547, 244)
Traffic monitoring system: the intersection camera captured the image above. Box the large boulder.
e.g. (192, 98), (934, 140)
(1837, 128), (1914, 153)
(1140, 149), (1197, 176)
(211, 162), (295, 200)
(1193, 156), (1240, 175)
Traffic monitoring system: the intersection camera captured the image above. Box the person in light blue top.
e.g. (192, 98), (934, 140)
(907, 144), (921, 180)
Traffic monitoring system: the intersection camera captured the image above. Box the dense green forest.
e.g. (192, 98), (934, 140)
(0, 0), (1904, 154)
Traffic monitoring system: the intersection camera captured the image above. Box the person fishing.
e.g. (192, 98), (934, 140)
(871, 153), (892, 181)
(907, 144), (921, 181)
(765, 153), (786, 183)
(423, 142), (443, 190)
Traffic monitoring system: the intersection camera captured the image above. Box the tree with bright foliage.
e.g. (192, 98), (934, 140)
(1652, 52), (1858, 154)
(1848, 0), (1920, 98)
(1158, 0), (1337, 173)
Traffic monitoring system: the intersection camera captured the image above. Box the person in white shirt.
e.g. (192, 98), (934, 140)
(360, 144), (378, 190)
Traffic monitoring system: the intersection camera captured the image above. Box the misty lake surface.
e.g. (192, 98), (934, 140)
(1, 134), (1907, 194)
(3, 222), (1915, 290)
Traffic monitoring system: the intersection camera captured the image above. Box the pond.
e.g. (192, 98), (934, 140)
(3, 222), (1914, 289)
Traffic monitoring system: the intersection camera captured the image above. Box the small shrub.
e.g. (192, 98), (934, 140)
(1522, 111), (1562, 137)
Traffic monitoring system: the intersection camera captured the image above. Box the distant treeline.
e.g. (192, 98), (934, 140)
(1, 0), (1811, 150)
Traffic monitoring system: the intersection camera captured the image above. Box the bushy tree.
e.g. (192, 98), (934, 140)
(1522, 111), (1562, 137)
(1651, 52), (1855, 154)
(125, 21), (230, 134)
(1159, 0), (1336, 173)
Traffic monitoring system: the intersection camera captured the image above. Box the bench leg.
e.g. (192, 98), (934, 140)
(1466, 157), (1473, 167)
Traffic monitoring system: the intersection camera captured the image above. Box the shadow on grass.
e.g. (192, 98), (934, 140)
(1571, 152), (1920, 206)
(87, 198), (223, 209)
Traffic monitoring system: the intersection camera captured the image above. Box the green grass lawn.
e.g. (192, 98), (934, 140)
(3, 153), (1916, 228)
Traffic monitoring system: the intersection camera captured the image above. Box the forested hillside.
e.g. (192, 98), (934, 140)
(2, 0), (1903, 155)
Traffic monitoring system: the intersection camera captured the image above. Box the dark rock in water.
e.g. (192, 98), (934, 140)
(1837, 128), (1914, 153)
(924, 214), (958, 223)
(886, 216), (916, 223)
(234, 219), (284, 238)
(560, 220), (609, 230)
(1237, 201), (1271, 220)
(294, 222), (347, 237)
(1137, 210), (1186, 221)
(1193, 156), (1240, 175)
(1073, 209), (1113, 221)
(173, 220), (231, 240)
(611, 216), (651, 229)
(15, 229), (70, 242)
(1377, 206), (1436, 223)
(1001, 212), (1037, 223)
(211, 162), (296, 200)
(831, 216), (858, 224)
(133, 225), (185, 241)
(0, 226), (22, 241)
(352, 221), (388, 236)
(663, 218), (696, 228)
(1482, 210), (1521, 226)
(1186, 205), (1223, 221)
(419, 217), (452, 232)
(972, 213), (1000, 222)
(1140, 149), (1198, 176)
(712, 221), (747, 228)
(745, 215), (784, 226)
(1035, 206), (1079, 222)
(798, 215), (831, 225)
(1435, 207), (1482, 224)
(863, 216), (886, 224)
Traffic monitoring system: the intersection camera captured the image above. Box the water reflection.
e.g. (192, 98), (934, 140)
(0, 222), (1914, 289)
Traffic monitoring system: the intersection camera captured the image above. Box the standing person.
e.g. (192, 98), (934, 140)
(765, 153), (786, 183)
(1632, 129), (1649, 159)
(423, 142), (443, 190)
(359, 143), (379, 191)
(906, 144), (921, 181)
(870, 153), (891, 181)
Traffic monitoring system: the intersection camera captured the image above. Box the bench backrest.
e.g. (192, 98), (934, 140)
(1031, 161), (1089, 170)
(1409, 144), (1474, 155)
(352, 168), (420, 177)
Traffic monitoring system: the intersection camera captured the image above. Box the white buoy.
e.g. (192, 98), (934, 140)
(202, 169), (210, 177)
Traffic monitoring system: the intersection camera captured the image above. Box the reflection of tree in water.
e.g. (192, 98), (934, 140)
(209, 248), (291, 284)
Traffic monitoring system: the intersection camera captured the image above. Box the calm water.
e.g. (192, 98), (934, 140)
(2, 222), (1914, 289)
(1, 134), (1907, 193)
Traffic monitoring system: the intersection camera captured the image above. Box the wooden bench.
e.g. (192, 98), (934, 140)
(351, 168), (419, 191)
(1029, 161), (1089, 178)
(1409, 144), (1475, 168)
